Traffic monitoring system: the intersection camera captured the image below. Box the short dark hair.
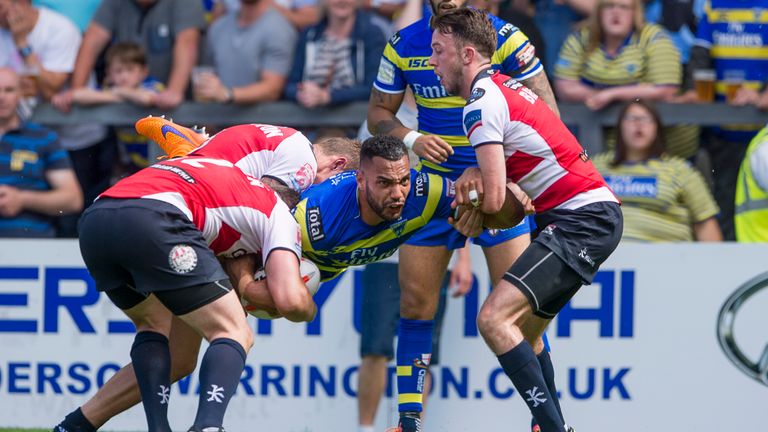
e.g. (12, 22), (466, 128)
(432, 8), (496, 60)
(105, 42), (147, 67)
(360, 135), (409, 165)
(261, 177), (300, 209)
(612, 100), (666, 167)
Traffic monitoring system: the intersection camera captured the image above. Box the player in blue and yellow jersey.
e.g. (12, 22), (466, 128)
(294, 134), (508, 282)
(367, 0), (558, 429)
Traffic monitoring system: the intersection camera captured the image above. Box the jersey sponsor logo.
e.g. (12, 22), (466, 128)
(377, 58), (396, 85)
(463, 109), (483, 137)
(604, 176), (658, 198)
(307, 206), (326, 242)
(579, 149), (590, 162)
(407, 57), (432, 70)
(518, 44), (536, 68)
(445, 178), (456, 198)
(168, 244), (198, 274)
(150, 163), (196, 183)
(412, 82), (448, 99)
(414, 172), (427, 197)
(504, 79), (539, 104)
(498, 23), (516, 38)
(468, 87), (485, 104)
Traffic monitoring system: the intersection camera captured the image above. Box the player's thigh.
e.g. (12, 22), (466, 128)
(504, 242), (583, 320)
(398, 244), (453, 318)
(361, 263), (401, 359)
(481, 233), (531, 285)
(479, 277), (533, 327)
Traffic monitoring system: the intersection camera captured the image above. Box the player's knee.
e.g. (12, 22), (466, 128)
(399, 282), (438, 319)
(476, 304), (503, 339)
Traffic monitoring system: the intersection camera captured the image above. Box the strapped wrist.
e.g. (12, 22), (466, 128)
(402, 130), (423, 150)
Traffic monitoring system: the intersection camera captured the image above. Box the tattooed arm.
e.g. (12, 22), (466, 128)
(367, 87), (407, 137)
(520, 71), (561, 118)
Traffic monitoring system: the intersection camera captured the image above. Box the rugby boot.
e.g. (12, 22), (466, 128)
(187, 427), (225, 432)
(396, 412), (422, 432)
(135, 115), (209, 159)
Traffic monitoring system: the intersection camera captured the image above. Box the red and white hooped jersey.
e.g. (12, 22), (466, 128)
(191, 124), (317, 192)
(100, 157), (302, 259)
(462, 71), (617, 212)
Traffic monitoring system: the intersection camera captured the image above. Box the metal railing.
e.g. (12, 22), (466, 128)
(31, 101), (768, 155)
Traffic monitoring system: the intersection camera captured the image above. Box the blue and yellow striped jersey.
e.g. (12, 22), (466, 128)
(694, 0), (768, 141)
(373, 14), (542, 176)
(294, 170), (454, 280)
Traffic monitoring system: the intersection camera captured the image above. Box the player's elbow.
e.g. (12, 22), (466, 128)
(276, 286), (316, 322)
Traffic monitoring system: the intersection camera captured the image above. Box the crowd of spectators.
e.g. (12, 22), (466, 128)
(0, 0), (766, 241)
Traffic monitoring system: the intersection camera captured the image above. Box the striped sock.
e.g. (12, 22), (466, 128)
(395, 318), (434, 414)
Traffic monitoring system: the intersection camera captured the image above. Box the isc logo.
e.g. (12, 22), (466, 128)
(407, 58), (431, 69)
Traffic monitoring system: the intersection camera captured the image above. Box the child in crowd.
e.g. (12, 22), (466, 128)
(69, 42), (164, 174)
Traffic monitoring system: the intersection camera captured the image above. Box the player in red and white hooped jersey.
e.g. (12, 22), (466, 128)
(77, 157), (316, 432)
(134, 118), (360, 192)
(429, 9), (622, 432)
(100, 157), (301, 258)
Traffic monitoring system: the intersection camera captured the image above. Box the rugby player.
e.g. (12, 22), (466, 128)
(77, 155), (316, 432)
(367, 0), (559, 428)
(430, 9), (622, 431)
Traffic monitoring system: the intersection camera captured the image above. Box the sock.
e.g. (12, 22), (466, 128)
(537, 350), (565, 424)
(498, 342), (565, 432)
(192, 338), (247, 430)
(358, 426), (375, 432)
(396, 319), (434, 415)
(130, 331), (172, 432)
(56, 407), (97, 432)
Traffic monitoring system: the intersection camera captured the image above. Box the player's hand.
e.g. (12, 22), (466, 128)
(449, 204), (483, 238)
(507, 181), (535, 215)
(412, 134), (453, 164)
(453, 167), (483, 208)
(448, 247), (473, 298)
(0, 185), (23, 218)
(221, 253), (260, 293)
(51, 89), (74, 113)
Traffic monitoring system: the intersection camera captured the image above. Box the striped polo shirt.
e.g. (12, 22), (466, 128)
(592, 152), (719, 242)
(0, 123), (71, 237)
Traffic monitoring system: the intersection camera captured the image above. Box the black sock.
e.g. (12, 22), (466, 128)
(498, 342), (564, 432)
(130, 331), (172, 432)
(192, 338), (247, 430)
(57, 407), (97, 432)
(537, 350), (565, 425)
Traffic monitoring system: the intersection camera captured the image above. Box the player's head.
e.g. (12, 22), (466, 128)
(105, 42), (149, 89)
(427, 0), (469, 18)
(313, 137), (361, 183)
(430, 8), (496, 97)
(357, 135), (411, 222)
(262, 177), (301, 209)
(613, 99), (665, 166)
(0, 68), (21, 124)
